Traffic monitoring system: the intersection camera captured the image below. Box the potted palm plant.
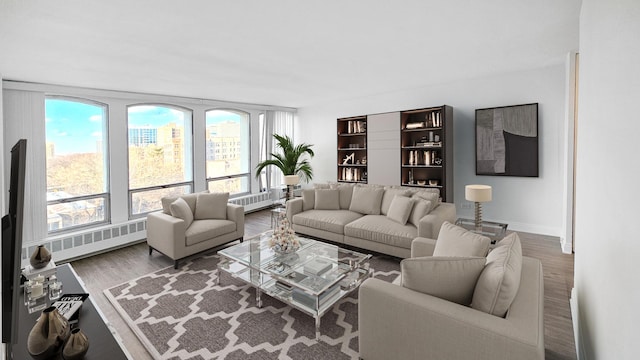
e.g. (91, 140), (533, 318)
(255, 134), (314, 199)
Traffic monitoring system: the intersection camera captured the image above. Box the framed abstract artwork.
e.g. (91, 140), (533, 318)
(475, 103), (538, 177)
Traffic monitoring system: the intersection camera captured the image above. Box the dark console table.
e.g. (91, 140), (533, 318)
(12, 264), (130, 360)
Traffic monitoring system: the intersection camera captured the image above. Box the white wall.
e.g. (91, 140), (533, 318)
(297, 65), (567, 236)
(573, 0), (640, 358)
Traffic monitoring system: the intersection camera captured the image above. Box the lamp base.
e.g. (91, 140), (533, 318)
(474, 202), (483, 231)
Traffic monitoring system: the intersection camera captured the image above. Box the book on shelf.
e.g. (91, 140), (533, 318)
(292, 282), (341, 309)
(303, 258), (332, 276)
(51, 293), (89, 324)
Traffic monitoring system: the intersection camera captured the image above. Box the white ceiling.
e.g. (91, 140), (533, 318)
(0, 0), (581, 108)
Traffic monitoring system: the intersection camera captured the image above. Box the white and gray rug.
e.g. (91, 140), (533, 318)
(104, 253), (400, 360)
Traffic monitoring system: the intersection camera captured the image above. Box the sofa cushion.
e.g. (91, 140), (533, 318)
(162, 192), (199, 215)
(433, 221), (491, 257)
(330, 183), (355, 210)
(381, 188), (412, 215)
(313, 183), (330, 189)
(408, 199), (432, 227)
(412, 190), (439, 212)
(314, 189), (340, 210)
(194, 192), (229, 220)
(349, 186), (384, 215)
(302, 189), (315, 211)
(170, 197), (194, 228)
(472, 232), (523, 317)
(401, 256), (486, 306)
(292, 210), (363, 235)
(344, 215), (417, 249)
(386, 196), (414, 225)
(185, 219), (237, 246)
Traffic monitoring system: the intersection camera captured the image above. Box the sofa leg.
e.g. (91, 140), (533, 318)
(239, 237), (244, 243)
(148, 246), (153, 255)
(174, 260), (179, 269)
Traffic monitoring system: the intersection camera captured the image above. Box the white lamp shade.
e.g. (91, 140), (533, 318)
(284, 174), (300, 185)
(465, 185), (492, 202)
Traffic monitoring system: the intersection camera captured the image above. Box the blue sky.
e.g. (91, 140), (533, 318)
(45, 100), (243, 155)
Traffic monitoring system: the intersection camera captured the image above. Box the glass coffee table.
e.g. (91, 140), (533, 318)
(217, 232), (372, 340)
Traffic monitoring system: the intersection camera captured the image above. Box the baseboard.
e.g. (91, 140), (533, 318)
(560, 236), (573, 254)
(570, 287), (587, 360)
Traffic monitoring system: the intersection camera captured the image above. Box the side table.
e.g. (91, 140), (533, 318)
(455, 218), (508, 244)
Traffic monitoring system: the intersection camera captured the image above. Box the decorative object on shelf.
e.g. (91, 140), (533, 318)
(255, 134), (314, 195)
(465, 184), (492, 231)
(361, 156), (366, 165)
(62, 328), (89, 360)
(408, 169), (414, 184)
(405, 122), (425, 130)
(343, 152), (355, 165)
(269, 213), (300, 254)
(417, 180), (426, 186)
(30, 245), (52, 269)
(27, 306), (71, 360)
(428, 179), (439, 186)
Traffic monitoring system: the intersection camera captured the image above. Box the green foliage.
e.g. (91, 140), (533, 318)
(255, 134), (315, 182)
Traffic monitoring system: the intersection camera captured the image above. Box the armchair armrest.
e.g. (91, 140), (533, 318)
(226, 203), (245, 237)
(286, 197), (303, 222)
(146, 211), (186, 258)
(411, 237), (436, 257)
(418, 202), (456, 238)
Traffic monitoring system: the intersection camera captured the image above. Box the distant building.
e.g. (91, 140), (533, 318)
(129, 126), (157, 146)
(206, 122), (241, 161)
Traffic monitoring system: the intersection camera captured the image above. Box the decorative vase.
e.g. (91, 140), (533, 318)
(27, 306), (71, 360)
(30, 245), (52, 269)
(62, 328), (90, 360)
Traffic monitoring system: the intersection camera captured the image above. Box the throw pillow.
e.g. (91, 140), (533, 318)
(471, 232), (523, 317)
(330, 183), (355, 210)
(194, 192), (229, 220)
(401, 256), (486, 306)
(408, 199), (432, 227)
(349, 186), (385, 215)
(301, 189), (315, 211)
(161, 191), (206, 215)
(386, 196), (414, 225)
(380, 188), (412, 215)
(313, 183), (331, 189)
(412, 191), (440, 212)
(314, 189), (340, 210)
(170, 197), (194, 228)
(433, 221), (491, 257)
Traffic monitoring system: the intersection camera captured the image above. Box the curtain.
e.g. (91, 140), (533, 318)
(2, 89), (48, 245)
(261, 110), (294, 191)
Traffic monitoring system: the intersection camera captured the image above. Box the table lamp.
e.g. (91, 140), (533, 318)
(284, 174), (300, 200)
(465, 185), (492, 231)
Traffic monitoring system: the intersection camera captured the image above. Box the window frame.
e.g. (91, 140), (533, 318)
(45, 96), (111, 234)
(204, 108), (251, 198)
(126, 103), (195, 218)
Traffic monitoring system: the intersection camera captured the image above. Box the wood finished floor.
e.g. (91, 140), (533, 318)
(69, 209), (576, 360)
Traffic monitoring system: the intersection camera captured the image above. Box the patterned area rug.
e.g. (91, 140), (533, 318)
(104, 253), (400, 360)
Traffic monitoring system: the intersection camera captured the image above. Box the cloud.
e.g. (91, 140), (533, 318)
(55, 131), (68, 137)
(91, 131), (102, 137)
(45, 117), (52, 123)
(89, 115), (102, 122)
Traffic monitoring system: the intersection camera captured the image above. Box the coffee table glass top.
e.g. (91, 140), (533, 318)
(218, 233), (371, 295)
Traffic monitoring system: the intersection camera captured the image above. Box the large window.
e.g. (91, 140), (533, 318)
(45, 97), (109, 232)
(205, 109), (250, 195)
(128, 104), (193, 216)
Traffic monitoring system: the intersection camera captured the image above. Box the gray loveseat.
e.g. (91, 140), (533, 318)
(286, 184), (456, 258)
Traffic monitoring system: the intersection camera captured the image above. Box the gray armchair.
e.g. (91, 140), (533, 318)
(147, 193), (244, 268)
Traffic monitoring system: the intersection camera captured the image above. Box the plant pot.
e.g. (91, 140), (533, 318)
(30, 245), (52, 269)
(27, 306), (71, 360)
(63, 328), (90, 360)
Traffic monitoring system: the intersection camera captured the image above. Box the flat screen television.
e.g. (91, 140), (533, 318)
(1, 139), (27, 356)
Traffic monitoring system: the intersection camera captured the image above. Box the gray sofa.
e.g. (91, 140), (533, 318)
(286, 184), (456, 258)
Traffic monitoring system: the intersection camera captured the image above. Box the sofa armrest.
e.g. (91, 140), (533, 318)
(226, 204), (245, 237)
(286, 197), (303, 222)
(146, 211), (186, 258)
(359, 257), (544, 360)
(411, 237), (436, 257)
(417, 202), (456, 238)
